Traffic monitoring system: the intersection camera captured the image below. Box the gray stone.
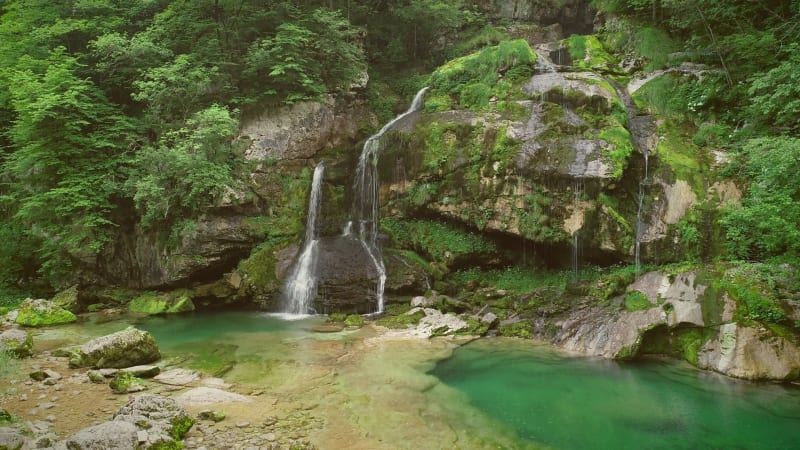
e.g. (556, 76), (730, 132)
(197, 410), (226, 422)
(0, 328), (33, 358)
(176, 387), (253, 405)
(698, 324), (800, 381)
(0, 430), (26, 450)
(64, 421), (139, 450)
(410, 296), (433, 308)
(480, 312), (499, 325)
(120, 365), (160, 378)
(153, 368), (201, 386)
(69, 327), (160, 369)
(114, 394), (194, 445)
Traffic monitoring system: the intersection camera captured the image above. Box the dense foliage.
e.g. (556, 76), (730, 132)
(0, 0), (471, 290)
(592, 0), (800, 260)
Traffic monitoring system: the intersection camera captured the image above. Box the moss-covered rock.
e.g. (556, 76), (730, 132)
(128, 290), (195, 315)
(109, 371), (146, 394)
(14, 298), (77, 327)
(69, 327), (161, 369)
(0, 329), (33, 358)
(52, 285), (80, 313)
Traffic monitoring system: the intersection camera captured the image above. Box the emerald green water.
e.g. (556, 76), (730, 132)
(34, 312), (800, 449)
(429, 338), (800, 450)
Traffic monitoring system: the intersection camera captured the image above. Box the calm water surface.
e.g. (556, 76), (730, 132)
(429, 338), (800, 450)
(40, 312), (800, 449)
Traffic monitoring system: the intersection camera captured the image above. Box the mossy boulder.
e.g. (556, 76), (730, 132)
(52, 285), (80, 313)
(0, 328), (33, 358)
(109, 371), (146, 394)
(114, 394), (194, 445)
(69, 327), (161, 369)
(14, 298), (77, 327)
(128, 290), (195, 315)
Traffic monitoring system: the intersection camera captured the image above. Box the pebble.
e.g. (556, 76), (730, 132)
(37, 394), (46, 400)
(46, 415), (56, 422)
(236, 421), (251, 428)
(265, 433), (276, 442)
(38, 402), (55, 410)
(19, 394), (27, 401)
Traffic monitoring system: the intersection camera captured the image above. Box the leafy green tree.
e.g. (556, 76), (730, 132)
(721, 137), (800, 259)
(748, 44), (800, 134)
(3, 48), (136, 282)
(243, 8), (365, 105)
(127, 105), (238, 230)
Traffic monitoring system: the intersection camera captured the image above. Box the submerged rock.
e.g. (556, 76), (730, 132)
(153, 368), (201, 386)
(0, 328), (33, 358)
(69, 327), (160, 369)
(14, 298), (77, 327)
(128, 290), (195, 315)
(176, 387), (253, 405)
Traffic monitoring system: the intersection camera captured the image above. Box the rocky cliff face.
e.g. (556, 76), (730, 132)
(88, 95), (372, 300)
(468, 0), (596, 35)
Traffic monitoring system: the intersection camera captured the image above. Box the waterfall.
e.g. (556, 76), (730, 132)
(283, 162), (326, 315)
(635, 152), (649, 277)
(349, 87), (429, 313)
(571, 178), (584, 282)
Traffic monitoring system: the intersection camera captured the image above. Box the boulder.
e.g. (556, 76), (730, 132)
(114, 394), (194, 444)
(411, 296), (434, 308)
(52, 285), (80, 313)
(553, 306), (667, 359)
(14, 298), (76, 327)
(128, 290), (195, 315)
(0, 430), (27, 450)
(109, 371), (146, 394)
(0, 328), (33, 358)
(64, 421), (139, 450)
(69, 327), (160, 369)
(698, 324), (800, 381)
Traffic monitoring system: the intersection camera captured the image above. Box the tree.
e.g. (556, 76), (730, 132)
(3, 48), (136, 282)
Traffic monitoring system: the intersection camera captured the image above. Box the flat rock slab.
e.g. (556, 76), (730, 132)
(121, 365), (161, 378)
(153, 368), (201, 386)
(176, 387), (253, 405)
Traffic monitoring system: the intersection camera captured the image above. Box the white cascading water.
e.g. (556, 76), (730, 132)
(634, 152), (649, 277)
(283, 162), (326, 315)
(348, 87), (429, 313)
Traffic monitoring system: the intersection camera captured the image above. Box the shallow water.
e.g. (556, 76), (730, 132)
(429, 338), (800, 450)
(31, 312), (800, 449)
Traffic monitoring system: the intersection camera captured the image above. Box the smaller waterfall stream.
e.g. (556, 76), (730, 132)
(634, 152), (649, 277)
(349, 87), (429, 313)
(283, 162), (326, 315)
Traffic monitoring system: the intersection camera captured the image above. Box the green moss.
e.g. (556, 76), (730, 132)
(424, 94), (453, 112)
(428, 39), (536, 112)
(456, 317), (491, 336)
(170, 415), (194, 439)
(567, 35), (617, 71)
(327, 313), (347, 323)
(344, 314), (365, 327)
(237, 240), (289, 297)
(676, 328), (710, 366)
(625, 290), (652, 312)
(597, 126), (634, 180)
(129, 290), (195, 315)
(498, 321), (532, 338)
(375, 304), (425, 329)
(15, 300), (77, 327)
(109, 371), (144, 394)
(381, 218), (498, 265)
(656, 123), (708, 198)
